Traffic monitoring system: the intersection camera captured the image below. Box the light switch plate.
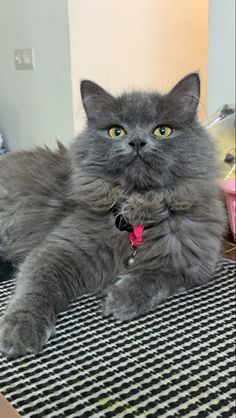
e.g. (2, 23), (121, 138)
(14, 48), (35, 70)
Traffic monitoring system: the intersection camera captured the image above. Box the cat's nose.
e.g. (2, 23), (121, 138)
(128, 139), (147, 151)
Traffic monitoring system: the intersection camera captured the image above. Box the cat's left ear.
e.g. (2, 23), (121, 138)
(80, 80), (115, 122)
(167, 73), (200, 121)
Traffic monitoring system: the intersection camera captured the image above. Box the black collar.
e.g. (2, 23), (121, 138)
(112, 205), (155, 232)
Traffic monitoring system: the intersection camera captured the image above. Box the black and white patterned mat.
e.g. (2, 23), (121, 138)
(0, 259), (235, 418)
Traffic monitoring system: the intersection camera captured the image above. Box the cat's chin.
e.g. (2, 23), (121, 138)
(121, 176), (156, 193)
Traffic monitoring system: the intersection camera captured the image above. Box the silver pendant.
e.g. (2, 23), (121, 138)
(126, 256), (136, 267)
(125, 244), (137, 268)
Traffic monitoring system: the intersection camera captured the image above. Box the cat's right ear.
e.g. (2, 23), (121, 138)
(166, 73), (200, 122)
(80, 80), (115, 122)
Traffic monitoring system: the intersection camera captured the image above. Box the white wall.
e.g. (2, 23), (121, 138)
(207, 0), (235, 115)
(68, 0), (209, 134)
(0, 0), (74, 150)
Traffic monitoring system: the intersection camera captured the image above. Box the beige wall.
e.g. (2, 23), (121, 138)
(0, 0), (74, 150)
(68, 0), (209, 134)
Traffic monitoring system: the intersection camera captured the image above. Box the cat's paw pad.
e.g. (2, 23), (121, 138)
(0, 312), (54, 358)
(104, 278), (149, 321)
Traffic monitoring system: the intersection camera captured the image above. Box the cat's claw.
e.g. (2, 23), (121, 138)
(0, 312), (54, 358)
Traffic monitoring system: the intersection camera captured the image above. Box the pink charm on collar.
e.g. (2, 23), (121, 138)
(129, 225), (144, 247)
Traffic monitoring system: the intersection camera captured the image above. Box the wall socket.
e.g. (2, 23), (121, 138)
(14, 48), (35, 70)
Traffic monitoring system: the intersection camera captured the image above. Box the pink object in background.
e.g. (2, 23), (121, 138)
(221, 179), (236, 241)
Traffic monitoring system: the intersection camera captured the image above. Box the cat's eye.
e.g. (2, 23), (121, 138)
(153, 126), (172, 138)
(108, 126), (126, 139)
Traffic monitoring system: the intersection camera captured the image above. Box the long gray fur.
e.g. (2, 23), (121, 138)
(0, 74), (225, 357)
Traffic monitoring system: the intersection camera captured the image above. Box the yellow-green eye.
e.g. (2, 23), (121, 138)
(153, 126), (172, 138)
(108, 126), (126, 139)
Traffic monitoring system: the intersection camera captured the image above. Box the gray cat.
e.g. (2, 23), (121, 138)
(0, 73), (225, 357)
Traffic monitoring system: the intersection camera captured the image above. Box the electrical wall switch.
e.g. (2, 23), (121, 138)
(14, 48), (35, 70)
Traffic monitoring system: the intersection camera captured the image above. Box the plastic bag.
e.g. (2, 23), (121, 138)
(206, 104), (235, 179)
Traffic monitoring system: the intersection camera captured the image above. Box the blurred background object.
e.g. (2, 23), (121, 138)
(206, 104), (235, 180)
(0, 133), (8, 155)
(221, 179), (236, 242)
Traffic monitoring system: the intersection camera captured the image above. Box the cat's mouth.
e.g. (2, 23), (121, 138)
(128, 154), (150, 166)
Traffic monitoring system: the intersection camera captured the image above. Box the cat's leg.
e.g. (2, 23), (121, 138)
(0, 217), (109, 357)
(105, 228), (222, 320)
(0, 245), (79, 357)
(104, 270), (172, 320)
(104, 260), (214, 321)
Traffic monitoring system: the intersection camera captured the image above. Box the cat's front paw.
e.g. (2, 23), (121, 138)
(0, 312), (54, 358)
(104, 277), (154, 320)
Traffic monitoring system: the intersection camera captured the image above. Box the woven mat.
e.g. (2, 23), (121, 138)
(0, 259), (235, 418)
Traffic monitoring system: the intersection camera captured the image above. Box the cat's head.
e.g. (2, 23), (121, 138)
(72, 73), (216, 191)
